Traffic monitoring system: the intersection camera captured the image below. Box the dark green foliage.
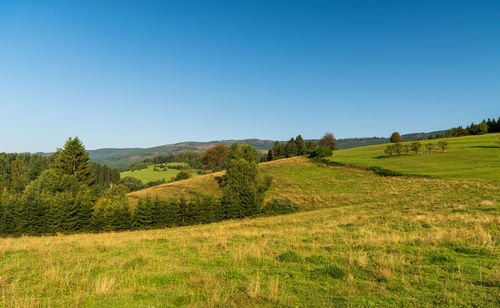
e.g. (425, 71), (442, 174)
(271, 141), (285, 160)
(284, 138), (298, 158)
(366, 166), (404, 177)
(228, 143), (259, 164)
(261, 198), (300, 215)
(54, 137), (94, 185)
(119, 176), (144, 192)
(295, 135), (307, 156)
(174, 171), (190, 181)
(141, 152), (203, 169)
(446, 116), (499, 137)
(266, 149), (273, 161)
(309, 146), (333, 158)
(221, 158), (260, 219)
(305, 140), (317, 152)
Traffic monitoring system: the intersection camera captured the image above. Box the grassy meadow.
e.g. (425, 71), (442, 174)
(120, 164), (199, 184)
(330, 133), (500, 180)
(1, 153), (499, 306)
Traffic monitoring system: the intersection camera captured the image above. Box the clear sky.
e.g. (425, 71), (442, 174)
(1, 0), (499, 152)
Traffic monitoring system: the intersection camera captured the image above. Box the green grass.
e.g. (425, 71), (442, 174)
(120, 164), (199, 184)
(1, 157), (499, 306)
(2, 137), (499, 306)
(329, 133), (500, 180)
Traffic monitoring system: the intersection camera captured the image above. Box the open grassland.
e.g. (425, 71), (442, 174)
(120, 165), (199, 184)
(1, 174), (498, 306)
(330, 133), (500, 180)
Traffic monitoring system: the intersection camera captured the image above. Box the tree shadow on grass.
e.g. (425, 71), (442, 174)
(469, 146), (500, 149)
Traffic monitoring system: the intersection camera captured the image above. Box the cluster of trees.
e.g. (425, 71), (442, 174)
(445, 117), (500, 137)
(141, 152), (202, 169)
(385, 139), (449, 157)
(267, 133), (338, 161)
(0, 138), (287, 236)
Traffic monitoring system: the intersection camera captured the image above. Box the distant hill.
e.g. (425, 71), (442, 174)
(89, 139), (275, 168)
(89, 131), (447, 168)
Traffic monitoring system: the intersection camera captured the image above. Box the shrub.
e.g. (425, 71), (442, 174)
(425, 143), (434, 153)
(392, 142), (403, 156)
(384, 144), (394, 157)
(438, 140), (449, 152)
(174, 171), (190, 181)
(261, 197), (300, 215)
(309, 146), (333, 158)
(410, 142), (422, 155)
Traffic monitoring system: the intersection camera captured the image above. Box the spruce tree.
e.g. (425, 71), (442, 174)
(271, 141), (285, 159)
(295, 135), (306, 155)
(54, 137), (94, 185)
(284, 138), (298, 157)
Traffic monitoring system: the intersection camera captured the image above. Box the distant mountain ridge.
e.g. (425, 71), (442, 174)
(89, 131), (445, 168)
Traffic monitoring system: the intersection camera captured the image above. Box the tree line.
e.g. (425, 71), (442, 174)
(445, 117), (499, 138)
(0, 138), (300, 237)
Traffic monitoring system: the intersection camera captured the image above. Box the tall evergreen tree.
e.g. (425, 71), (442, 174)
(271, 141), (285, 159)
(54, 137), (94, 185)
(284, 138), (298, 157)
(295, 135), (307, 155)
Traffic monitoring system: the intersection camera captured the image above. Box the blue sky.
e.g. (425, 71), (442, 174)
(0, 0), (499, 152)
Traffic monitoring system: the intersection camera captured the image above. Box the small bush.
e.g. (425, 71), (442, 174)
(261, 198), (300, 215)
(174, 171), (190, 181)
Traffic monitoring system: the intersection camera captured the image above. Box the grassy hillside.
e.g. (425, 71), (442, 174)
(330, 133), (500, 180)
(1, 158), (498, 306)
(120, 164), (199, 184)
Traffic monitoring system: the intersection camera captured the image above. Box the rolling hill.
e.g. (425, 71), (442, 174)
(88, 131), (447, 168)
(330, 133), (500, 180)
(3, 147), (498, 306)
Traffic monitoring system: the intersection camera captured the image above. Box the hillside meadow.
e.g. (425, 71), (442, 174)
(1, 153), (499, 306)
(329, 133), (500, 180)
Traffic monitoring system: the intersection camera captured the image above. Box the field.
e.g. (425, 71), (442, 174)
(1, 152), (499, 306)
(120, 164), (199, 184)
(330, 133), (500, 180)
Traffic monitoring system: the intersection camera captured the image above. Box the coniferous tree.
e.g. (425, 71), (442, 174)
(54, 137), (94, 185)
(10, 156), (28, 193)
(284, 138), (298, 157)
(271, 141), (285, 159)
(267, 149), (273, 161)
(295, 135), (307, 155)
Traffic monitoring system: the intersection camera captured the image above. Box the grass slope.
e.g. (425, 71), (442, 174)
(330, 133), (500, 180)
(120, 165), (198, 184)
(1, 163), (498, 306)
